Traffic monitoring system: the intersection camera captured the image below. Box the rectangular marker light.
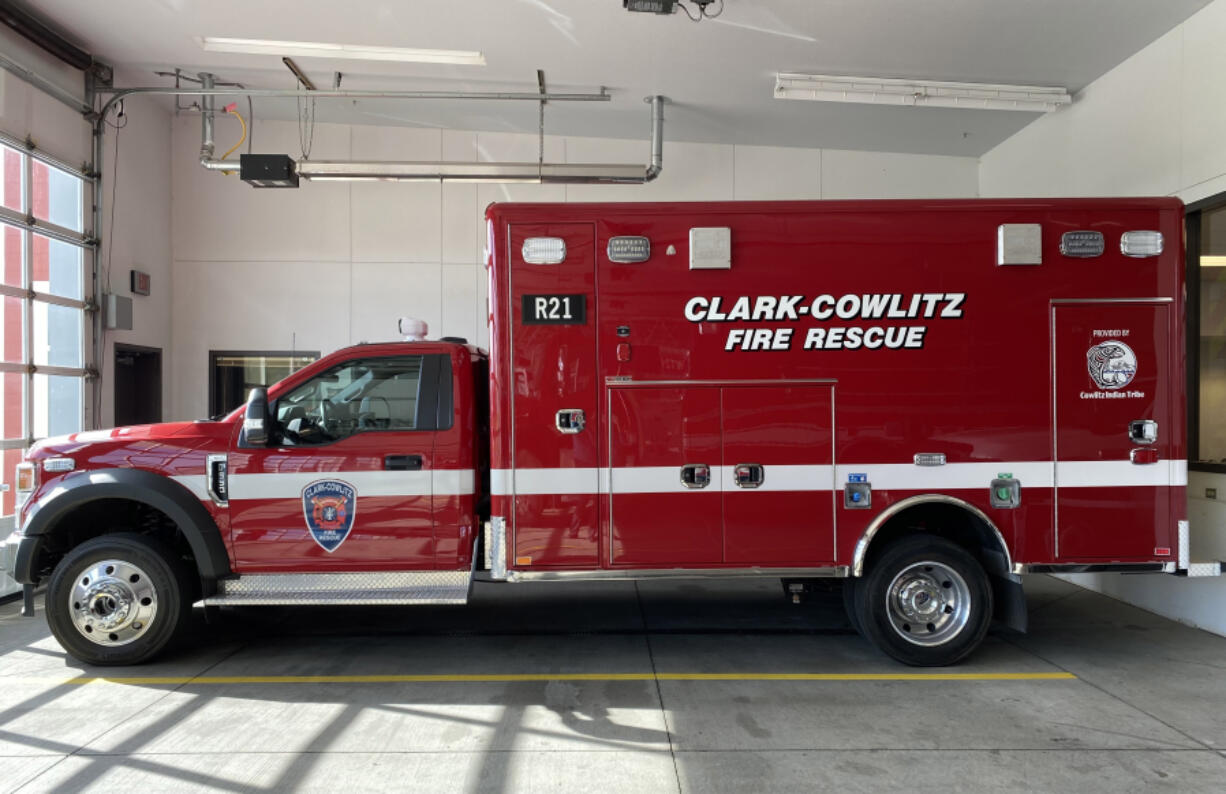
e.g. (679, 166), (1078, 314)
(1120, 231), (1164, 258)
(522, 237), (566, 265)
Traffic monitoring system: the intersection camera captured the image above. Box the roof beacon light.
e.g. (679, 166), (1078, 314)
(522, 237), (567, 265)
(399, 318), (428, 341)
(1121, 231), (1164, 258)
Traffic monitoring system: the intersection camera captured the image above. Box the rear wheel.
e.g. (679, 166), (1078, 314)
(855, 535), (992, 666)
(46, 533), (192, 666)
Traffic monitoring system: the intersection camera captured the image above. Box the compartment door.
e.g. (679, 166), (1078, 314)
(510, 223), (599, 567)
(1053, 302), (1172, 560)
(610, 386), (723, 565)
(722, 384), (836, 565)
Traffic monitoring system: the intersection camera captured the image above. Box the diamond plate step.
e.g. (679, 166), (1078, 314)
(201, 570), (471, 606)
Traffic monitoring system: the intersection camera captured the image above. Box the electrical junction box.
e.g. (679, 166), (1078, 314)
(240, 154), (299, 188)
(104, 293), (133, 331)
(624, 0), (677, 13)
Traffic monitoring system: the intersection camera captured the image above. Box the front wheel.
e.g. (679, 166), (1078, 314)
(855, 535), (992, 667)
(46, 533), (192, 666)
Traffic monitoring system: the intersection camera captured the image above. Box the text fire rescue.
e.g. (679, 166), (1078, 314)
(684, 292), (967, 351)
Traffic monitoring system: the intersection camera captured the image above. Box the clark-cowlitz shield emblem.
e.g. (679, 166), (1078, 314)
(302, 479), (357, 553)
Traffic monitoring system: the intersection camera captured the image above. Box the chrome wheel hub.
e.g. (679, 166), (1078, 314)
(886, 561), (971, 647)
(69, 560), (158, 647)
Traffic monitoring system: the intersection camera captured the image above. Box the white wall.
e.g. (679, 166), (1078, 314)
(99, 84), (174, 427)
(168, 115), (977, 420)
(980, 0), (1226, 635)
(981, 0), (1226, 204)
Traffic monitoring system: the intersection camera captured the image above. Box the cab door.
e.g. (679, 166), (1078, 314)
(1053, 302), (1173, 560)
(227, 354), (446, 572)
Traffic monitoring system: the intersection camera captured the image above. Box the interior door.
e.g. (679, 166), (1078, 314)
(509, 223), (600, 567)
(1053, 302), (1172, 559)
(609, 385), (723, 565)
(722, 384), (835, 564)
(228, 354), (442, 572)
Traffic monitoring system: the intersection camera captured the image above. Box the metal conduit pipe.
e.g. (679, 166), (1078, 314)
(198, 72), (216, 167)
(197, 95), (668, 184)
(645, 94), (664, 181)
(98, 86), (610, 121)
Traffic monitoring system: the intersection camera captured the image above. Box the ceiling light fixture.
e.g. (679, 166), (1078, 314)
(199, 37), (485, 66)
(774, 73), (1071, 113)
(1201, 256), (1226, 267)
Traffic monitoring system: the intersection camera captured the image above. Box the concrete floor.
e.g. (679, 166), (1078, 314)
(1, 575), (1225, 793)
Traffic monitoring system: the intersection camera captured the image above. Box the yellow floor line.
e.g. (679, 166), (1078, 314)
(28, 671), (1079, 686)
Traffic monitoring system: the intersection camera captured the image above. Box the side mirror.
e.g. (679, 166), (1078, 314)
(242, 387), (271, 446)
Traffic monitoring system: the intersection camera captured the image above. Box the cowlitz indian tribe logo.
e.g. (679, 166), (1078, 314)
(302, 479), (357, 552)
(1086, 341), (1137, 390)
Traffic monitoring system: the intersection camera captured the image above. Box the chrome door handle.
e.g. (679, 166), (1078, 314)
(733, 463), (764, 488)
(680, 463), (711, 489)
(556, 409), (585, 433)
(1130, 419), (1158, 444)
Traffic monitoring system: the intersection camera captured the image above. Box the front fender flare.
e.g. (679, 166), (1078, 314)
(18, 468), (231, 584)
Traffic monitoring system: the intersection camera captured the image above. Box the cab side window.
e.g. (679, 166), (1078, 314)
(274, 355), (428, 445)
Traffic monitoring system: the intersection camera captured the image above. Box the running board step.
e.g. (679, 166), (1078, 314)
(201, 571), (471, 606)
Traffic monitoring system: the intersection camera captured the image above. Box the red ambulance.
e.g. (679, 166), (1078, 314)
(3, 198), (1205, 667)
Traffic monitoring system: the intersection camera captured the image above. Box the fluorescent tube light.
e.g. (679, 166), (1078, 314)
(199, 37), (485, 66)
(774, 73), (1071, 112)
(1201, 256), (1226, 267)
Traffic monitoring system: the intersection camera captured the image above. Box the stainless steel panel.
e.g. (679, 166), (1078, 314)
(202, 570), (471, 606)
(502, 566), (847, 582)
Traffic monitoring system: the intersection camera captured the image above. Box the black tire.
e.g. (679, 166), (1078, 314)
(855, 534), (992, 667)
(841, 577), (863, 635)
(46, 533), (192, 666)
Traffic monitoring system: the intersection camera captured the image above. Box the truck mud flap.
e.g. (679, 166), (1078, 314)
(991, 573), (1027, 634)
(201, 570), (471, 606)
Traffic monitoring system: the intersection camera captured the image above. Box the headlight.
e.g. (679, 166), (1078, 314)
(15, 461), (36, 508)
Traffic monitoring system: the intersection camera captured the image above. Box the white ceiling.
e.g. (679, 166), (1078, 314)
(20, 0), (1214, 156)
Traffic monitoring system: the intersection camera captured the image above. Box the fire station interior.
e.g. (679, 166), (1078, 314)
(3, 2), (1226, 792)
